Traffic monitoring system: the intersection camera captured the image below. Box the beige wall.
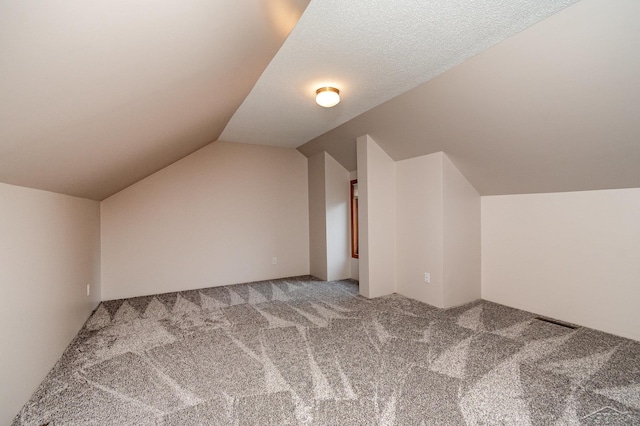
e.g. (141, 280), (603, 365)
(356, 135), (396, 298)
(0, 183), (100, 424)
(396, 153), (445, 307)
(101, 141), (310, 300)
(308, 151), (351, 281)
(308, 152), (327, 280)
(324, 153), (351, 281)
(358, 142), (481, 306)
(356, 137), (371, 294)
(482, 188), (640, 341)
(443, 155), (481, 307)
(395, 152), (481, 308)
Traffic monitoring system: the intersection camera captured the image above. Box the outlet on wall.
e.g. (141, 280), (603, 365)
(86, 283), (91, 296)
(424, 272), (430, 284)
(272, 257), (277, 265)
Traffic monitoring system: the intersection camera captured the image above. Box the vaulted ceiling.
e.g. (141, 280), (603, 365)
(0, 0), (309, 200)
(299, 0), (640, 195)
(221, 0), (579, 148)
(2, 0), (638, 200)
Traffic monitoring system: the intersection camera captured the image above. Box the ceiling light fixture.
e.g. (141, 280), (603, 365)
(316, 87), (340, 107)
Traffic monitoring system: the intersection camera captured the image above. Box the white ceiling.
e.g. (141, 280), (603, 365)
(221, 0), (579, 148)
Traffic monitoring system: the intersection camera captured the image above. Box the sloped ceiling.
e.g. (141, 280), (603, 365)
(2, 0), (638, 200)
(221, 0), (579, 148)
(298, 0), (640, 195)
(0, 0), (309, 200)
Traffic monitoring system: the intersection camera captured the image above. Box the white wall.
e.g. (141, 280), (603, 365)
(324, 153), (351, 281)
(101, 141), (310, 300)
(308, 152), (351, 281)
(0, 183), (100, 425)
(396, 153), (445, 307)
(357, 144), (481, 306)
(482, 188), (640, 341)
(308, 152), (327, 280)
(356, 135), (396, 298)
(443, 155), (481, 307)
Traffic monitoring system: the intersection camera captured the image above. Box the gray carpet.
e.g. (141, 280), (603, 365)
(13, 276), (640, 425)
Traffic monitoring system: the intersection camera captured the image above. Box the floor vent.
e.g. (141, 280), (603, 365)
(534, 317), (578, 329)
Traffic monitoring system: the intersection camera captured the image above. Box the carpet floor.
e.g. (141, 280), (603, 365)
(13, 276), (640, 425)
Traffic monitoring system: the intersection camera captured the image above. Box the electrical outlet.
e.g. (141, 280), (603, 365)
(86, 283), (91, 296)
(424, 273), (430, 284)
(272, 257), (278, 265)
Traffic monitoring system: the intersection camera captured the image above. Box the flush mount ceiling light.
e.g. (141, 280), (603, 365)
(315, 87), (340, 107)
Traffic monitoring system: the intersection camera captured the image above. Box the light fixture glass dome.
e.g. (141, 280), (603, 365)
(316, 87), (340, 107)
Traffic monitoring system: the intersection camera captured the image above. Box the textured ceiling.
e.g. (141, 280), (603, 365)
(0, 0), (309, 200)
(221, 0), (579, 148)
(298, 0), (640, 195)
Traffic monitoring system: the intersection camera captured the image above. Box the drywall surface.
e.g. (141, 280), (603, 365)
(308, 152), (327, 280)
(396, 153), (444, 307)
(298, 0), (640, 196)
(351, 255), (359, 281)
(443, 155), (481, 307)
(308, 152), (351, 281)
(324, 153), (351, 281)
(482, 188), (640, 341)
(101, 141), (309, 300)
(356, 135), (396, 298)
(0, 183), (100, 424)
(0, 0), (309, 200)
